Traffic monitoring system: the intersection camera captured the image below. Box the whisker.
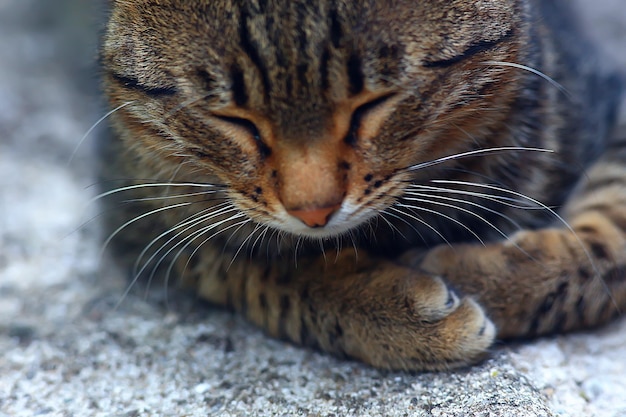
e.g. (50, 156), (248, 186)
(164, 94), (213, 121)
(250, 224), (272, 259)
(405, 184), (543, 210)
(68, 101), (135, 165)
(139, 205), (236, 300)
(408, 184), (546, 210)
(407, 146), (554, 172)
(348, 230), (359, 262)
(134, 210), (217, 298)
(387, 206), (452, 247)
(148, 211), (247, 287)
(318, 238), (328, 264)
(123, 190), (226, 203)
(433, 180), (569, 216)
(451, 122), (481, 147)
(90, 182), (225, 204)
(334, 234), (342, 263)
(226, 222), (265, 270)
(294, 236), (303, 267)
(139, 207), (241, 280)
(395, 201), (486, 245)
(483, 60), (572, 99)
(266, 228), (280, 260)
(400, 193), (531, 250)
(163, 159), (199, 199)
(275, 230), (284, 257)
(423, 166), (512, 188)
(116, 212), (247, 309)
(101, 202), (192, 258)
(133, 203), (235, 275)
(170, 216), (252, 284)
(405, 190), (521, 225)
(432, 179), (603, 280)
(373, 211), (409, 241)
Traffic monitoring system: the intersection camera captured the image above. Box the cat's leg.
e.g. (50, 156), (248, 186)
(416, 140), (626, 338)
(183, 244), (494, 371)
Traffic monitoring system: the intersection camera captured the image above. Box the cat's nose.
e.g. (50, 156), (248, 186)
(287, 203), (341, 228)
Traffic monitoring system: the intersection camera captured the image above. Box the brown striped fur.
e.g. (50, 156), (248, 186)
(100, 0), (625, 370)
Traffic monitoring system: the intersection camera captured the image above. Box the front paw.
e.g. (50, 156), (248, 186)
(338, 264), (495, 371)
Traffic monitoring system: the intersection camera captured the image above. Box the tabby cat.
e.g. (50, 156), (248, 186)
(100, 0), (626, 370)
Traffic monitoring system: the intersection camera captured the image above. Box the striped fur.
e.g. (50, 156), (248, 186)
(100, 0), (625, 370)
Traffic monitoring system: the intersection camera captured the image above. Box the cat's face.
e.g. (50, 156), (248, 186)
(103, 0), (525, 239)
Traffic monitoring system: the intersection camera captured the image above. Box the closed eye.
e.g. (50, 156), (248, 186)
(213, 115), (272, 158)
(345, 93), (397, 145)
(422, 31), (513, 69)
(109, 73), (178, 97)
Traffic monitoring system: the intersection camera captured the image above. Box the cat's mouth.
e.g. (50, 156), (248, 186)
(271, 201), (378, 239)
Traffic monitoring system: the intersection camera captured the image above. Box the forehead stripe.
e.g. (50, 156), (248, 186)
(238, 5), (272, 100)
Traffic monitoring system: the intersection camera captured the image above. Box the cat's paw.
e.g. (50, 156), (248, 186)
(346, 265), (495, 371)
(401, 272), (495, 370)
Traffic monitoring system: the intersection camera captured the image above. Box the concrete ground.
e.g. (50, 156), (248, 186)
(1, 1), (625, 416)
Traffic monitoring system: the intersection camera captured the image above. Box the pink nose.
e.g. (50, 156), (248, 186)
(287, 204), (341, 228)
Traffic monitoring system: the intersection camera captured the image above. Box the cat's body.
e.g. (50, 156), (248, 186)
(101, 0), (626, 370)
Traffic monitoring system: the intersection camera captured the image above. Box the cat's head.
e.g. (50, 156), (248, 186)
(103, 0), (526, 239)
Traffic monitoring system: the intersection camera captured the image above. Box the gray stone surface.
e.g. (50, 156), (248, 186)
(1, 1), (625, 416)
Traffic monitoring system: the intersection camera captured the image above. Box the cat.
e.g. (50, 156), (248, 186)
(99, 0), (626, 371)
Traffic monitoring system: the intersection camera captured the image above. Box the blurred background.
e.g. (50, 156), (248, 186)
(0, 0), (101, 159)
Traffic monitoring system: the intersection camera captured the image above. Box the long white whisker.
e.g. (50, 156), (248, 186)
(334, 234), (342, 263)
(101, 202), (191, 258)
(387, 206), (452, 247)
(170, 216), (251, 284)
(483, 60), (571, 99)
(138, 208), (241, 281)
(250, 224), (272, 259)
(68, 101), (135, 165)
(318, 238), (328, 264)
(432, 179), (602, 279)
(407, 146), (554, 172)
(408, 184), (545, 210)
(402, 191), (525, 231)
(90, 182), (224, 204)
(123, 190), (226, 203)
(226, 222), (264, 270)
(402, 191), (539, 248)
(113, 206), (240, 309)
(275, 230), (284, 257)
(399, 194), (536, 259)
(348, 230), (359, 262)
(433, 180), (569, 216)
(138, 211), (247, 298)
(395, 201), (486, 245)
(266, 228), (280, 260)
(133, 203), (235, 275)
(294, 236), (303, 267)
(375, 211), (409, 241)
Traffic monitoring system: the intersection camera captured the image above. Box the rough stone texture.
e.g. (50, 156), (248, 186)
(1, 1), (624, 416)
